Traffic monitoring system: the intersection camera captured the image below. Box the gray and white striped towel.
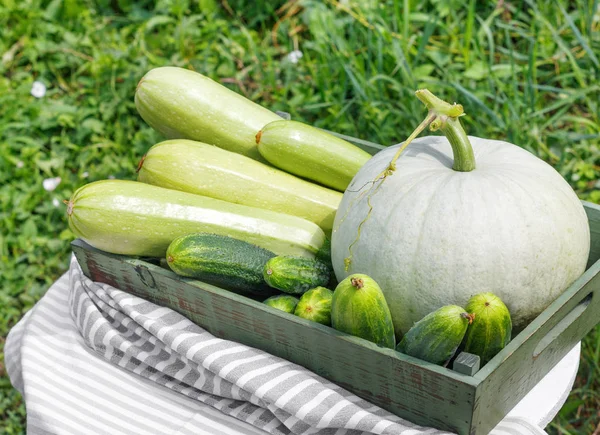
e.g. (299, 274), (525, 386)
(6, 255), (548, 435)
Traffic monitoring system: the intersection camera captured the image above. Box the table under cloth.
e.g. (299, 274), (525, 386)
(5, 255), (565, 435)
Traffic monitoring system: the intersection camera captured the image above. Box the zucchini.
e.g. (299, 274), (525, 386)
(263, 295), (299, 314)
(135, 67), (280, 161)
(66, 180), (325, 257)
(397, 305), (473, 365)
(137, 140), (341, 235)
(331, 274), (395, 348)
(166, 233), (275, 295)
(294, 287), (334, 325)
(462, 293), (512, 365)
(263, 256), (331, 295)
(256, 120), (372, 192)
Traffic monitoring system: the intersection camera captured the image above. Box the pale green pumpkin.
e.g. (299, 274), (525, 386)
(331, 90), (590, 336)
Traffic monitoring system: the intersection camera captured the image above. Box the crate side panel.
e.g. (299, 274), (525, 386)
(585, 202), (600, 267)
(72, 242), (476, 434)
(471, 268), (600, 435)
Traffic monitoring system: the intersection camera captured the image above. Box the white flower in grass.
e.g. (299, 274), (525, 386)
(285, 50), (303, 64)
(43, 177), (61, 191)
(108, 175), (115, 179)
(31, 81), (47, 98)
(81, 171), (89, 178)
(52, 198), (60, 207)
(16, 161), (24, 168)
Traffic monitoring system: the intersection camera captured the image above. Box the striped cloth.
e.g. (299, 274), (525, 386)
(5, 255), (548, 435)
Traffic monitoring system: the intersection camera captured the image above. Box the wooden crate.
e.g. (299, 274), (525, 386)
(70, 135), (600, 434)
(71, 200), (600, 434)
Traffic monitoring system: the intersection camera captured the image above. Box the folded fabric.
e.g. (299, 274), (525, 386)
(5, 255), (548, 435)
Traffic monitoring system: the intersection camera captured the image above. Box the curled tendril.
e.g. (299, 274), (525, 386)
(340, 89), (470, 271)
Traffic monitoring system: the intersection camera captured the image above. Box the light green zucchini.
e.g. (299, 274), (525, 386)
(135, 67), (280, 161)
(66, 180), (325, 257)
(256, 120), (372, 192)
(137, 140), (341, 235)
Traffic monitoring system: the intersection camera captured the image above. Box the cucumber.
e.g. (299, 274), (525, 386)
(331, 274), (395, 348)
(263, 295), (300, 314)
(166, 233), (275, 295)
(137, 140), (341, 235)
(256, 120), (372, 192)
(135, 67), (280, 161)
(66, 180), (325, 257)
(397, 305), (473, 365)
(462, 293), (512, 365)
(315, 239), (339, 289)
(315, 238), (332, 267)
(294, 287), (334, 325)
(263, 256), (331, 295)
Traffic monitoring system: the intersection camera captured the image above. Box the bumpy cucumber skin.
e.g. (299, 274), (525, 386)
(462, 293), (512, 365)
(137, 140), (341, 235)
(135, 67), (280, 161)
(315, 238), (332, 267)
(397, 305), (471, 365)
(263, 295), (300, 314)
(331, 274), (395, 348)
(66, 180), (325, 258)
(257, 120), (372, 192)
(294, 287), (334, 325)
(263, 256), (331, 295)
(166, 233), (275, 295)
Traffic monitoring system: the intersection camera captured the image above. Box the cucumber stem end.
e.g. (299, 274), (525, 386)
(462, 312), (476, 324)
(350, 277), (364, 289)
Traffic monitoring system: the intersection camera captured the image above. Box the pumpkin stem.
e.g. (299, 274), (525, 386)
(384, 90), (475, 174)
(415, 89), (476, 172)
(342, 89), (475, 270)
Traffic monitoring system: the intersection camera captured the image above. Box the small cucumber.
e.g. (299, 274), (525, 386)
(263, 256), (331, 295)
(263, 295), (300, 314)
(397, 305), (474, 365)
(315, 238), (332, 267)
(166, 233), (276, 295)
(135, 67), (280, 161)
(462, 293), (512, 365)
(66, 180), (325, 257)
(331, 274), (395, 348)
(294, 287), (334, 325)
(256, 120), (372, 192)
(137, 140), (341, 235)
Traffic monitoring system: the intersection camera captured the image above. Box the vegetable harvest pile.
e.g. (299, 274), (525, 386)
(66, 66), (591, 368)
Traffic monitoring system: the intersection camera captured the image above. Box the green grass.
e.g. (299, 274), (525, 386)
(1, 0), (599, 433)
